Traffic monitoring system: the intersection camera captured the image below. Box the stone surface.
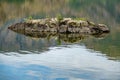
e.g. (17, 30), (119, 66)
(8, 18), (110, 34)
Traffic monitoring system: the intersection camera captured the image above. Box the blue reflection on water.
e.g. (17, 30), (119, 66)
(0, 64), (54, 80)
(0, 45), (120, 80)
(0, 64), (97, 80)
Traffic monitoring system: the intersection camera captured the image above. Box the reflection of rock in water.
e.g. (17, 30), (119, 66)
(92, 33), (109, 39)
(59, 34), (87, 43)
(9, 29), (108, 43)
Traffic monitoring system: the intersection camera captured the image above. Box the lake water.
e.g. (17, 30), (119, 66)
(0, 0), (120, 80)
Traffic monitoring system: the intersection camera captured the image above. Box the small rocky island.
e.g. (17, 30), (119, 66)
(8, 18), (110, 34)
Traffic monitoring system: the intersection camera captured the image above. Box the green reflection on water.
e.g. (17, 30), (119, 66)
(0, 0), (28, 3)
(0, 0), (120, 61)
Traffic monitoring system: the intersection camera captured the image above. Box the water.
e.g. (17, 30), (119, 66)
(0, 0), (120, 80)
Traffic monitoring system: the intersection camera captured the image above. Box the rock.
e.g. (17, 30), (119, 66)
(49, 21), (57, 28)
(79, 20), (89, 27)
(98, 24), (109, 32)
(67, 20), (78, 27)
(8, 18), (110, 35)
(87, 21), (96, 26)
(59, 25), (68, 33)
(60, 18), (72, 26)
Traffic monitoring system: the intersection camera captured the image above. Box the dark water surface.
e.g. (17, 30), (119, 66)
(0, 0), (120, 80)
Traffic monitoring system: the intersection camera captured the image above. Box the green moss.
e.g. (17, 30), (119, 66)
(24, 16), (33, 22)
(28, 16), (33, 20)
(74, 17), (87, 21)
(56, 14), (63, 22)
